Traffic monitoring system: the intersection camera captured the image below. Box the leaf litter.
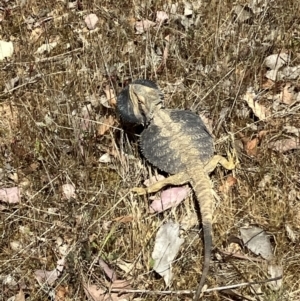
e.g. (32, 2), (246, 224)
(0, 40), (14, 60)
(240, 226), (273, 261)
(0, 0), (300, 300)
(152, 221), (184, 286)
(83, 258), (132, 301)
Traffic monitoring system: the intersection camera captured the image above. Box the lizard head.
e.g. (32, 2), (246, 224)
(117, 79), (163, 125)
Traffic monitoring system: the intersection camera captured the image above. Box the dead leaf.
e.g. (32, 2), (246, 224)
(264, 53), (289, 70)
(240, 227), (273, 260)
(280, 65), (300, 80)
(83, 284), (106, 301)
(2, 274), (18, 286)
(265, 69), (278, 81)
(268, 264), (283, 291)
(62, 183), (76, 199)
(15, 289), (25, 301)
(115, 259), (136, 274)
(110, 279), (131, 290)
(99, 258), (117, 282)
(269, 137), (300, 153)
(80, 104), (92, 131)
(35, 42), (57, 54)
(83, 280), (132, 301)
(35, 257), (65, 286)
(285, 224), (296, 243)
(184, 2), (193, 16)
(122, 41), (135, 55)
(245, 137), (259, 156)
(0, 187), (21, 204)
(149, 185), (190, 213)
(99, 153), (111, 163)
(258, 130), (268, 139)
(10, 240), (23, 252)
(258, 174), (272, 188)
(4, 76), (19, 92)
(55, 285), (68, 301)
(0, 204), (6, 211)
(152, 222), (184, 285)
(233, 5), (253, 23)
(135, 19), (156, 34)
(30, 27), (44, 43)
(156, 11), (169, 24)
(277, 83), (295, 104)
(262, 78), (275, 89)
(243, 88), (271, 120)
(284, 125), (300, 136)
(0, 40), (14, 60)
(103, 85), (116, 107)
(85, 14), (99, 30)
(97, 115), (115, 136)
(143, 175), (190, 213)
(219, 175), (237, 193)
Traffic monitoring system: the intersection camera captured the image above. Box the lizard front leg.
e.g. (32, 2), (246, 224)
(132, 171), (190, 195)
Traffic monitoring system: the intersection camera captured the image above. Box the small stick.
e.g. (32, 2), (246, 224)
(107, 276), (282, 296)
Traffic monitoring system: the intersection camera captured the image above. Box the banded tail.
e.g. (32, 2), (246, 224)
(190, 168), (214, 301)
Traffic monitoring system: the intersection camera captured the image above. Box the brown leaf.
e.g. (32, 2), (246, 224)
(83, 284), (106, 301)
(35, 258), (65, 286)
(219, 175), (237, 193)
(15, 289), (25, 301)
(55, 285), (68, 301)
(243, 88), (271, 120)
(245, 137), (259, 156)
(262, 78), (275, 89)
(83, 280), (132, 301)
(279, 83), (295, 104)
(97, 115), (115, 136)
(99, 258), (117, 282)
(269, 137), (300, 153)
(135, 19), (156, 34)
(0, 187), (21, 204)
(110, 279), (131, 290)
(258, 130), (268, 139)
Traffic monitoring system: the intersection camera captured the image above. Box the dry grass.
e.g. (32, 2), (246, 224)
(0, 0), (300, 300)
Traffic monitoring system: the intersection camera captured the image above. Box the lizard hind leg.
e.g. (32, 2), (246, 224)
(132, 171), (190, 195)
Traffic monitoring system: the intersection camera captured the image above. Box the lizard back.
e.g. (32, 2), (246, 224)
(140, 109), (214, 174)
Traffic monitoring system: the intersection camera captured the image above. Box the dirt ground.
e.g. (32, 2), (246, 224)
(0, 0), (300, 300)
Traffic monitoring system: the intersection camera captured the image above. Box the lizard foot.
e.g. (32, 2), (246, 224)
(132, 186), (148, 195)
(204, 149), (237, 174)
